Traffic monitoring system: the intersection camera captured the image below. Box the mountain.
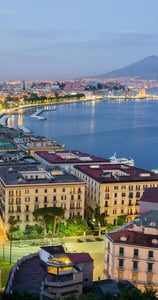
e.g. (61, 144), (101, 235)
(97, 55), (158, 79)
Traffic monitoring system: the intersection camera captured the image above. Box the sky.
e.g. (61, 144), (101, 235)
(0, 0), (158, 80)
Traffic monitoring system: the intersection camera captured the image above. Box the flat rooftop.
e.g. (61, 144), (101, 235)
(35, 150), (110, 165)
(74, 164), (158, 183)
(0, 164), (85, 186)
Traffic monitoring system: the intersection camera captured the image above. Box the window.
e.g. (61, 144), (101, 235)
(25, 197), (30, 202)
(133, 261), (138, 271)
(16, 198), (21, 204)
(35, 196), (38, 202)
(44, 196), (47, 203)
(108, 242), (110, 251)
(70, 188), (75, 194)
(129, 192), (133, 199)
(105, 201), (108, 207)
(25, 190), (29, 194)
(16, 190), (21, 196)
(121, 200), (124, 205)
(34, 204), (39, 210)
(44, 189), (47, 193)
(16, 206), (21, 212)
(129, 186), (133, 190)
(53, 195), (56, 201)
(63, 188), (65, 192)
(9, 190), (14, 196)
(119, 259), (124, 268)
(53, 188), (56, 193)
(136, 185), (140, 190)
(119, 247), (124, 256)
(35, 189), (38, 193)
(71, 195), (74, 200)
(105, 193), (109, 199)
(26, 205), (29, 212)
(148, 251), (153, 259)
(76, 203), (80, 209)
(113, 209), (117, 214)
(122, 193), (126, 197)
(78, 194), (81, 200)
(147, 263), (153, 273)
(9, 198), (14, 205)
(134, 249), (138, 257)
(136, 192), (140, 198)
(128, 200), (132, 206)
(114, 186), (118, 190)
(26, 215), (29, 222)
(114, 193), (117, 198)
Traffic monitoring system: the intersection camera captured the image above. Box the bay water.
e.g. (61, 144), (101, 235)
(9, 99), (158, 170)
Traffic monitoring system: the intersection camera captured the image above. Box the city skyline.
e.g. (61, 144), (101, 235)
(1, 0), (158, 80)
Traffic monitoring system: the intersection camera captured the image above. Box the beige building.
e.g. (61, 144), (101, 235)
(73, 163), (158, 224)
(15, 135), (64, 155)
(104, 210), (158, 290)
(0, 163), (85, 231)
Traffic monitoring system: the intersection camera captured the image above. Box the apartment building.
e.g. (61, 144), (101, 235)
(0, 163), (85, 231)
(15, 135), (64, 155)
(104, 210), (158, 290)
(34, 150), (109, 172)
(73, 163), (158, 224)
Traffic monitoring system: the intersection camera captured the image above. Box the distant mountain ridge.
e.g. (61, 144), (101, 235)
(97, 55), (158, 79)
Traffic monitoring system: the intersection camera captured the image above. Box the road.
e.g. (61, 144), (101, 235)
(0, 236), (105, 281)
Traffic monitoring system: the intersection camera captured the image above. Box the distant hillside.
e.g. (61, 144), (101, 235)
(97, 55), (158, 79)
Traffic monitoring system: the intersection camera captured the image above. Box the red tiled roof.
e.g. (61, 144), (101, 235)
(108, 229), (158, 248)
(140, 187), (158, 203)
(67, 252), (93, 263)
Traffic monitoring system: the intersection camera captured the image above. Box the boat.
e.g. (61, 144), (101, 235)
(37, 116), (46, 120)
(109, 153), (134, 166)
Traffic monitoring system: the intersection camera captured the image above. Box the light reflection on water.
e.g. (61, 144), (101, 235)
(8, 99), (158, 170)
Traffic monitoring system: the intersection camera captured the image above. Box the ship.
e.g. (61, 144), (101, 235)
(109, 153), (134, 166)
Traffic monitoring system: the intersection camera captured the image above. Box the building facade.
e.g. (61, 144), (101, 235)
(0, 163), (85, 231)
(73, 163), (158, 224)
(104, 210), (158, 290)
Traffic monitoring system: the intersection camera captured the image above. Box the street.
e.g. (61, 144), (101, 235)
(0, 236), (105, 281)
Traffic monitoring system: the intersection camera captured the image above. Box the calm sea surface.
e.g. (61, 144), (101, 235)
(8, 99), (158, 170)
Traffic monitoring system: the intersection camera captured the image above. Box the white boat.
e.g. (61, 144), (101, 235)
(109, 153), (134, 166)
(37, 116), (46, 120)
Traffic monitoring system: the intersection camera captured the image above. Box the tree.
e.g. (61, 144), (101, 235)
(59, 217), (89, 237)
(33, 207), (64, 234)
(94, 205), (101, 226)
(8, 216), (18, 239)
(142, 287), (158, 300)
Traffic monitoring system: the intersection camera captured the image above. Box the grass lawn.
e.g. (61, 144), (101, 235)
(0, 261), (13, 289)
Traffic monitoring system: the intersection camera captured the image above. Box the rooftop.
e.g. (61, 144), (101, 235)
(140, 187), (158, 203)
(74, 164), (158, 183)
(0, 163), (85, 185)
(107, 210), (158, 247)
(35, 150), (109, 165)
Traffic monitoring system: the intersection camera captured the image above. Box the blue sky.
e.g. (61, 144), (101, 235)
(0, 0), (158, 80)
